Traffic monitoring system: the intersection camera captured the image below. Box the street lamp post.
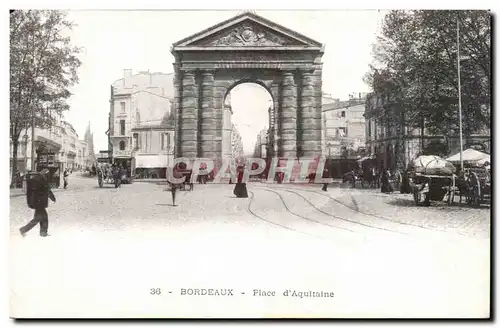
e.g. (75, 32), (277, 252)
(23, 134), (28, 172)
(456, 14), (464, 171)
(22, 134), (29, 193)
(30, 110), (36, 172)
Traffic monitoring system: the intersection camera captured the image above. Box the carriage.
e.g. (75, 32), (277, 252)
(412, 173), (456, 206)
(410, 155), (457, 206)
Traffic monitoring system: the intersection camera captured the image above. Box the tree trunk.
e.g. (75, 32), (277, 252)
(10, 140), (19, 188)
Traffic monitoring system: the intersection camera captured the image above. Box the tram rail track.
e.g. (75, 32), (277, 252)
(246, 191), (319, 239)
(266, 184), (468, 236)
(256, 186), (405, 235)
(253, 187), (356, 233)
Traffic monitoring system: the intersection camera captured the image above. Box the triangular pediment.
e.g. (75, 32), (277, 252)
(172, 12), (323, 49)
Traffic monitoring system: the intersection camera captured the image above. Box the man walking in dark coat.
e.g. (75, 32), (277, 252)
(170, 165), (184, 206)
(20, 169), (56, 237)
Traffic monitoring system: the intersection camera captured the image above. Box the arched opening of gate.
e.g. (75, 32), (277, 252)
(223, 81), (273, 159)
(171, 12), (325, 170)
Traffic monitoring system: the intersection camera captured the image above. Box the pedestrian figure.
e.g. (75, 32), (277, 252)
(233, 164), (248, 198)
(322, 168), (330, 191)
(400, 170), (412, 194)
(380, 170), (394, 193)
(63, 169), (69, 189)
(170, 165), (184, 206)
(185, 170), (194, 191)
(20, 169), (56, 238)
(113, 164), (121, 188)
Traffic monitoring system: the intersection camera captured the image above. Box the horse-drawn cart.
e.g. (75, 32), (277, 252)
(412, 173), (456, 206)
(410, 155), (457, 206)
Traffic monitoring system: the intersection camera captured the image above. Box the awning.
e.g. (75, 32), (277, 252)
(445, 148), (489, 164)
(135, 155), (170, 168)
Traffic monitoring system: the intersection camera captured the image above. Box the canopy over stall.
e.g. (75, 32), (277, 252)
(445, 148), (490, 166)
(410, 155), (456, 176)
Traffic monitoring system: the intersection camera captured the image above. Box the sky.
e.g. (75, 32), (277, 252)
(63, 10), (384, 153)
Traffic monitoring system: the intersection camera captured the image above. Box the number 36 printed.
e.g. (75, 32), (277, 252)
(150, 288), (161, 295)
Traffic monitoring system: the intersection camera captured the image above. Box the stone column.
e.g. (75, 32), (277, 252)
(180, 70), (198, 159)
(280, 71), (298, 158)
(173, 69), (182, 158)
(313, 68), (323, 157)
(299, 70), (321, 157)
(200, 70), (216, 159)
(271, 83), (280, 157)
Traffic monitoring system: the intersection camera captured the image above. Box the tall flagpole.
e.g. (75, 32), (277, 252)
(457, 14), (464, 171)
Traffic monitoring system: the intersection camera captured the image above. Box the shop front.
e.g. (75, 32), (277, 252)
(134, 154), (171, 179)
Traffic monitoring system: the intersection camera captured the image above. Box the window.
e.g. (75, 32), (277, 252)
(119, 141), (126, 150)
(120, 102), (126, 113)
(339, 127), (346, 137)
(341, 111), (346, 118)
(133, 133), (139, 150)
(161, 133), (171, 150)
(120, 120), (125, 136)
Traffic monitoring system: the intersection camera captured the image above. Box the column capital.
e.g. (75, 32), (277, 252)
(183, 69), (197, 76)
(201, 69), (215, 76)
(299, 69), (314, 76)
(282, 69), (297, 76)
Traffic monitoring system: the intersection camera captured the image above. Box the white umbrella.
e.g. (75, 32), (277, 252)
(445, 148), (489, 164)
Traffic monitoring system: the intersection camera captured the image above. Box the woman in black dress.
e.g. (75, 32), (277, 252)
(233, 164), (248, 198)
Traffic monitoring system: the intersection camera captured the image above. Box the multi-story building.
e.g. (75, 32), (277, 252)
(60, 121), (78, 171)
(10, 112), (65, 175)
(253, 128), (269, 159)
(108, 69), (175, 178)
(9, 112), (87, 187)
(231, 124), (244, 159)
(322, 93), (367, 158)
(364, 92), (491, 171)
(75, 140), (88, 170)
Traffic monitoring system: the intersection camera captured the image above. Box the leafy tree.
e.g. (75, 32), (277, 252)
(365, 10), (491, 143)
(10, 10), (81, 186)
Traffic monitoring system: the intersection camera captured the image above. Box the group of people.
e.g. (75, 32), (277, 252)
(339, 166), (413, 195)
(97, 163), (127, 188)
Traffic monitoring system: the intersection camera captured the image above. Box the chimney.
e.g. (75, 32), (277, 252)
(124, 69), (133, 88)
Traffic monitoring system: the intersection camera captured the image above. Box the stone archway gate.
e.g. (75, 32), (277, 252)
(171, 12), (324, 167)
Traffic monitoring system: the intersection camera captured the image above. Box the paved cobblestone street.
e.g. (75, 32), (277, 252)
(10, 178), (490, 318)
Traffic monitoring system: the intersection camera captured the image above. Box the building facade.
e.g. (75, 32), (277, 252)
(364, 92), (491, 171)
(231, 124), (244, 159)
(108, 69), (175, 177)
(9, 112), (88, 187)
(322, 93), (367, 158)
(253, 128), (269, 159)
(76, 140), (88, 169)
